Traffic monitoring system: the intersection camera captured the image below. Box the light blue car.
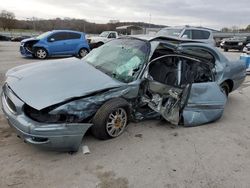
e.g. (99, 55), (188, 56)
(20, 30), (90, 59)
(2, 37), (246, 152)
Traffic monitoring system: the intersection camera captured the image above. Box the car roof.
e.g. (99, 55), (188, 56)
(160, 26), (212, 32)
(51, 30), (83, 34)
(128, 35), (204, 44)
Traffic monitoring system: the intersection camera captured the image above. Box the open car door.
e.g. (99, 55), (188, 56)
(142, 54), (227, 126)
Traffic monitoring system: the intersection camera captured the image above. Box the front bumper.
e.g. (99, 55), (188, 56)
(19, 45), (33, 57)
(1, 86), (92, 151)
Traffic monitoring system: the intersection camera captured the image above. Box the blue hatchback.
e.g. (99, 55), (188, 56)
(20, 30), (90, 59)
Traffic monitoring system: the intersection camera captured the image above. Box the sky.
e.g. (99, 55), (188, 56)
(0, 0), (249, 30)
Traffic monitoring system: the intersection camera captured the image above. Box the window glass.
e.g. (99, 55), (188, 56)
(156, 29), (182, 37)
(36, 31), (52, 40)
(99, 31), (110, 37)
(67, 32), (81, 39)
(48, 32), (68, 41)
(108, 33), (116, 38)
(84, 39), (148, 83)
(192, 30), (210, 39)
(182, 30), (192, 39)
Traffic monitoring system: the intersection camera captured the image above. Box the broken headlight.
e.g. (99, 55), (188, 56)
(24, 104), (79, 123)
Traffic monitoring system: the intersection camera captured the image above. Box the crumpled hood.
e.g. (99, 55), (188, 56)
(6, 58), (124, 110)
(21, 37), (39, 43)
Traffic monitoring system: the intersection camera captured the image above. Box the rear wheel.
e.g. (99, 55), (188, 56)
(35, 48), (48, 59)
(78, 48), (88, 58)
(91, 98), (130, 140)
(97, 42), (104, 48)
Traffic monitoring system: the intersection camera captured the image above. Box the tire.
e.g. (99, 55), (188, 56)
(78, 48), (88, 58)
(91, 98), (130, 140)
(221, 82), (230, 97)
(35, 48), (48, 59)
(97, 42), (104, 48)
(224, 48), (228, 52)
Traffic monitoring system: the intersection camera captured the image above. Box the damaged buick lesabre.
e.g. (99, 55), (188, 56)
(1, 36), (246, 151)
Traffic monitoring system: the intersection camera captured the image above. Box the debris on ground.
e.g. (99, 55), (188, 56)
(82, 145), (91, 155)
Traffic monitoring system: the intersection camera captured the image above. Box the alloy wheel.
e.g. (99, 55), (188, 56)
(106, 108), (127, 137)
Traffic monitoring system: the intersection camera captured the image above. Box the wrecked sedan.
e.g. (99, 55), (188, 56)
(1, 37), (246, 151)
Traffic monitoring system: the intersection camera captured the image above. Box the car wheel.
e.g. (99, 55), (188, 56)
(35, 48), (48, 59)
(224, 48), (228, 52)
(91, 98), (130, 140)
(97, 42), (104, 48)
(221, 82), (230, 97)
(78, 48), (88, 58)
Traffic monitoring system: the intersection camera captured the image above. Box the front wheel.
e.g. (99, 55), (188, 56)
(91, 98), (130, 140)
(35, 48), (48, 59)
(78, 48), (88, 58)
(221, 82), (230, 97)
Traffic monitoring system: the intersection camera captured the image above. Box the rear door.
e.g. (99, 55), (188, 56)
(65, 32), (81, 53)
(182, 82), (226, 126)
(143, 54), (227, 126)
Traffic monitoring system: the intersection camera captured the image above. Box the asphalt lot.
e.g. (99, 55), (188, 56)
(0, 41), (250, 188)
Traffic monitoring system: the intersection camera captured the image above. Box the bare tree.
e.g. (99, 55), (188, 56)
(0, 10), (16, 30)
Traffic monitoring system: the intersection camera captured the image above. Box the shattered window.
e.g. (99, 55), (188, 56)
(84, 39), (149, 83)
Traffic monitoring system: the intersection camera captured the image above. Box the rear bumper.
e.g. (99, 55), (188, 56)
(1, 89), (92, 151)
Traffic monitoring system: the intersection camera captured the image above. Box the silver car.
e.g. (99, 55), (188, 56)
(1, 37), (246, 151)
(157, 26), (215, 46)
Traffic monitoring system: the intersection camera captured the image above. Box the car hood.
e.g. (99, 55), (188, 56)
(89, 36), (106, 41)
(21, 37), (39, 43)
(6, 58), (124, 110)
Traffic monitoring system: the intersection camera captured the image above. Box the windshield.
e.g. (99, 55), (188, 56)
(36, 31), (52, 39)
(99, 31), (110, 37)
(157, 28), (183, 37)
(83, 39), (149, 83)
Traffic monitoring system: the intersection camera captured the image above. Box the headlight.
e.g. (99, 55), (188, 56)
(243, 47), (247, 52)
(238, 42), (243, 46)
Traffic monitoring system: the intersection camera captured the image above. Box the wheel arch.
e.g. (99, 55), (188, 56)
(221, 79), (234, 93)
(33, 46), (50, 56)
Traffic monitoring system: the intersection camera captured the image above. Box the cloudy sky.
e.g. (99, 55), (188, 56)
(1, 0), (249, 29)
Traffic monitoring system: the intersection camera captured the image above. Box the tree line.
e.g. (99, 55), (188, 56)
(0, 10), (164, 34)
(1, 9), (250, 34)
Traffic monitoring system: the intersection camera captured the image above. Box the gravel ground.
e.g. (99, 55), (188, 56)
(0, 42), (250, 188)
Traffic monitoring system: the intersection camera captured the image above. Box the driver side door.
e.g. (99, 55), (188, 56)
(142, 55), (227, 126)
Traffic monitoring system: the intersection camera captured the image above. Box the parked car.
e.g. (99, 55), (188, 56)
(243, 43), (250, 54)
(0, 34), (11, 41)
(87, 31), (118, 48)
(20, 30), (90, 59)
(223, 36), (250, 52)
(11, 35), (31, 42)
(156, 26), (215, 46)
(1, 36), (246, 151)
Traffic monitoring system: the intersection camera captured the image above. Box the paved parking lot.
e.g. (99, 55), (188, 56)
(0, 41), (250, 188)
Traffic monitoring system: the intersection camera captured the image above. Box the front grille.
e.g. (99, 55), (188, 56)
(3, 93), (17, 114)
